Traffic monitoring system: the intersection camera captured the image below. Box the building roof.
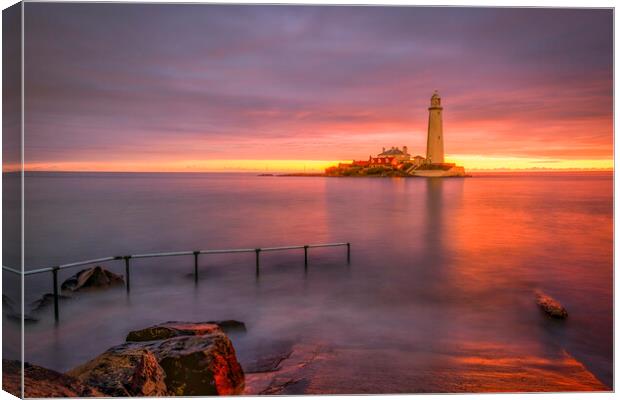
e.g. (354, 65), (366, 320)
(378, 148), (409, 156)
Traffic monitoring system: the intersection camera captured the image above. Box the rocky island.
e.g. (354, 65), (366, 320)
(324, 92), (467, 178)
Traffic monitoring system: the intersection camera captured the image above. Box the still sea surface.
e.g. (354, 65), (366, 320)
(10, 172), (613, 392)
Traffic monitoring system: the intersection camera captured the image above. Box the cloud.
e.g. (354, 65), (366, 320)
(23, 4), (612, 168)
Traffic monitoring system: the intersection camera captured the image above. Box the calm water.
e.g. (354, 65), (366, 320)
(9, 172), (613, 392)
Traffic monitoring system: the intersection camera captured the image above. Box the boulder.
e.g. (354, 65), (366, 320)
(6, 311), (39, 323)
(30, 292), (71, 312)
(3, 359), (103, 397)
(213, 319), (247, 333)
(150, 333), (244, 395)
(243, 343), (327, 395)
(61, 265), (124, 292)
(241, 339), (295, 374)
(126, 322), (221, 342)
(128, 350), (168, 396)
(2, 294), (14, 310)
(4, 294), (38, 322)
(536, 291), (568, 319)
(70, 322), (245, 396)
(68, 348), (167, 396)
(245, 349), (293, 373)
(126, 320), (246, 342)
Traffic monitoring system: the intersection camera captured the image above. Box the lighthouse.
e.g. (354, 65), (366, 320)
(426, 91), (444, 164)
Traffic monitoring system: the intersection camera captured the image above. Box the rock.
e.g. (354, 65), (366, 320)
(260, 377), (309, 395)
(70, 322), (245, 396)
(243, 343), (329, 395)
(30, 292), (72, 312)
(128, 350), (168, 396)
(61, 265), (124, 292)
(243, 341), (610, 394)
(6, 312), (39, 323)
(3, 294), (38, 322)
(3, 359), (103, 397)
(68, 348), (167, 396)
(243, 341), (294, 373)
(126, 321), (221, 342)
(126, 320), (246, 342)
(2, 294), (14, 310)
(25, 266), (124, 316)
(151, 333), (244, 395)
(536, 291), (568, 319)
(213, 319), (247, 333)
(245, 350), (293, 373)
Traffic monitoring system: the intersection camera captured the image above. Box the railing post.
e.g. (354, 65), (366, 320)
(255, 248), (261, 277)
(124, 256), (131, 292)
(304, 245), (309, 270)
(193, 251), (199, 283)
(346, 242), (351, 264)
(52, 267), (60, 322)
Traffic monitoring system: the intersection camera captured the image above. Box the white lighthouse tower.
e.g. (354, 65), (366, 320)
(426, 91), (444, 164)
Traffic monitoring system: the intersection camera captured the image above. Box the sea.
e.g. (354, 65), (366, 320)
(4, 171), (614, 392)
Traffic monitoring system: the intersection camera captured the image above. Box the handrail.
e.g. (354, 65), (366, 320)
(2, 266), (21, 275)
(24, 267), (55, 276)
(261, 245), (305, 252)
(10, 242), (350, 275)
(200, 248), (256, 254)
(60, 256), (119, 269)
(2, 241), (351, 322)
(308, 242), (348, 248)
(132, 251), (194, 259)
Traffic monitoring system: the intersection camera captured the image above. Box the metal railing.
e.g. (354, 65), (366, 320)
(2, 242), (351, 321)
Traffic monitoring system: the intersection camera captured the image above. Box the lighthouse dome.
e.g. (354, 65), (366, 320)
(430, 91), (441, 107)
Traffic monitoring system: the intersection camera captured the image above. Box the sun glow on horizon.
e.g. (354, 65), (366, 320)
(14, 156), (613, 174)
(446, 155), (614, 171)
(18, 160), (351, 173)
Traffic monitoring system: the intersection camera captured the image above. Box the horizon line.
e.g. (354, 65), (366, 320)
(4, 168), (614, 174)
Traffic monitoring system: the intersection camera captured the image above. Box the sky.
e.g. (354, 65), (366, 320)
(21, 4), (613, 172)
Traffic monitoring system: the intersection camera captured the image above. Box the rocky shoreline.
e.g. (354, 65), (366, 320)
(3, 267), (608, 396)
(5, 321), (245, 397)
(4, 320), (334, 397)
(5, 333), (609, 397)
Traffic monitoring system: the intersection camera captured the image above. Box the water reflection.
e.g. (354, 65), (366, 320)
(15, 172), (613, 392)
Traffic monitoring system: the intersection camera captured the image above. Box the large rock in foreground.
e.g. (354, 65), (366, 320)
(61, 265), (124, 292)
(3, 359), (103, 397)
(69, 322), (244, 396)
